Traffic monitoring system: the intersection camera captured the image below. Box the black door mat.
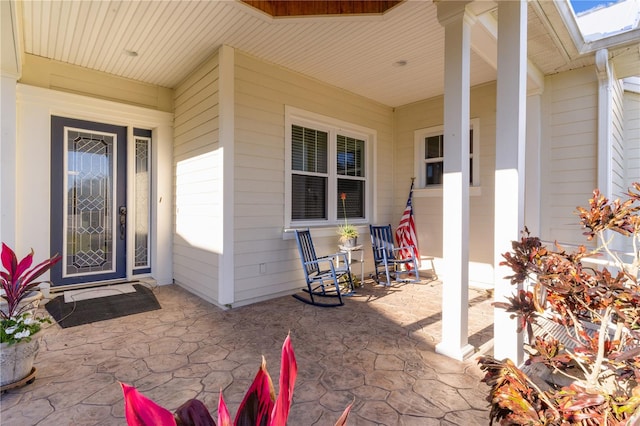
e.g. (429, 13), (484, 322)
(45, 284), (161, 328)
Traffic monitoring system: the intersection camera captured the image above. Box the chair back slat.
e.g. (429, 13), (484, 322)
(295, 229), (320, 276)
(369, 224), (396, 262)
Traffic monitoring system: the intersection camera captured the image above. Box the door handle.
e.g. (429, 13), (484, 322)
(119, 206), (127, 240)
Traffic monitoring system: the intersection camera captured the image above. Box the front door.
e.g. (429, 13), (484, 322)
(50, 116), (127, 286)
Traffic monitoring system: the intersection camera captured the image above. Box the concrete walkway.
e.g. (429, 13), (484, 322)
(1, 280), (495, 425)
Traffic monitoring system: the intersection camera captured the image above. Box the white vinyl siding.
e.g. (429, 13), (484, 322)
(622, 87), (640, 258)
(394, 83), (496, 287)
(173, 53), (221, 303)
(540, 67), (598, 246)
(233, 51), (391, 305)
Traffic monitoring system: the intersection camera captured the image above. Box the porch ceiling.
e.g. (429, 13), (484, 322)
(13, 0), (639, 108)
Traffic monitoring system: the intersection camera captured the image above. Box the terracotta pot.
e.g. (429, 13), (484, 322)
(0, 336), (40, 387)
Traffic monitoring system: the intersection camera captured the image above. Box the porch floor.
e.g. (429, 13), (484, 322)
(1, 279), (495, 425)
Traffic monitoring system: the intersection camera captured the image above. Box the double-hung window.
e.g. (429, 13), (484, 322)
(286, 107), (371, 228)
(414, 118), (480, 189)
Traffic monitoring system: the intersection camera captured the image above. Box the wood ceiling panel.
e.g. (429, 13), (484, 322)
(241, 1), (402, 17)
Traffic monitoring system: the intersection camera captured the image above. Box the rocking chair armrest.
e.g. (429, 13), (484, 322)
(312, 253), (351, 273)
(317, 252), (349, 263)
(304, 254), (343, 269)
(393, 245), (416, 253)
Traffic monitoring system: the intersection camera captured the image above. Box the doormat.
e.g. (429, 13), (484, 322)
(45, 284), (161, 328)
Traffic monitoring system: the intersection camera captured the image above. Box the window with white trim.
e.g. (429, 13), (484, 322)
(286, 108), (371, 227)
(414, 118), (480, 188)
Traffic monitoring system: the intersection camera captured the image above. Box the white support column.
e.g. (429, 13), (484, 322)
(219, 45), (235, 306)
(435, 1), (474, 361)
(525, 92), (543, 236)
(0, 75), (18, 248)
(1, 0), (21, 248)
(494, 0), (527, 365)
(595, 49), (612, 200)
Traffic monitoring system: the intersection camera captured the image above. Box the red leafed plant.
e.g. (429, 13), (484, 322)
(0, 243), (61, 320)
(121, 334), (352, 425)
(479, 183), (640, 425)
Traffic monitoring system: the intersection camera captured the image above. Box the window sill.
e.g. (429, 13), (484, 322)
(282, 224), (369, 240)
(413, 186), (482, 198)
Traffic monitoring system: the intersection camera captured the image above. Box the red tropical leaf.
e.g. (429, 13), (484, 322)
(120, 382), (176, 426)
(234, 356), (275, 425)
(334, 401), (353, 426)
(14, 249), (34, 283)
(270, 333), (297, 425)
(0, 243), (61, 319)
(174, 399), (215, 426)
(1, 243), (18, 279)
(218, 392), (231, 426)
(20, 254), (61, 287)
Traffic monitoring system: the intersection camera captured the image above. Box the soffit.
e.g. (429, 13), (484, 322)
(18, 0), (635, 108)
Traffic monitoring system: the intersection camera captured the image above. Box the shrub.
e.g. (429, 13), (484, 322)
(478, 184), (640, 425)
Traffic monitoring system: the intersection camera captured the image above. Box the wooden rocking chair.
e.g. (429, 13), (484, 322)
(293, 229), (355, 307)
(369, 224), (420, 286)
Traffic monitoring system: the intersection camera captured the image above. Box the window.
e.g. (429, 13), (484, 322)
(133, 130), (151, 274)
(286, 107), (372, 227)
(414, 118), (480, 188)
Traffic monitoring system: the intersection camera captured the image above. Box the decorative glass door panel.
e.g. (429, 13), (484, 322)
(133, 129), (152, 274)
(66, 131), (115, 275)
(51, 117), (127, 286)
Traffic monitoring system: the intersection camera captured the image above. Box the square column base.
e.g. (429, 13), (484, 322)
(435, 342), (475, 361)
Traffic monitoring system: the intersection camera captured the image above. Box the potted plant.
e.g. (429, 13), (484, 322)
(338, 192), (359, 247)
(0, 243), (61, 388)
(478, 184), (640, 425)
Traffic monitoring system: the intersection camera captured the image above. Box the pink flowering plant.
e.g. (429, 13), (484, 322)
(0, 243), (60, 345)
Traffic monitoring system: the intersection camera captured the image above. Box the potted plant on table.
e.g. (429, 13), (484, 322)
(0, 243), (61, 388)
(338, 192), (359, 247)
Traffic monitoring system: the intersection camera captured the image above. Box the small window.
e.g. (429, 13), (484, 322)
(414, 119), (480, 188)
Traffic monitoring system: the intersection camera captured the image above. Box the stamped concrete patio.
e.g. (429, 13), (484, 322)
(1, 279), (495, 425)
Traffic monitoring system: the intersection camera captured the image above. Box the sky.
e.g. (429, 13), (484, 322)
(569, 0), (639, 40)
(569, 0), (617, 14)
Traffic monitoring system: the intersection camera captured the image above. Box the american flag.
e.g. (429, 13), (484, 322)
(395, 180), (420, 269)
